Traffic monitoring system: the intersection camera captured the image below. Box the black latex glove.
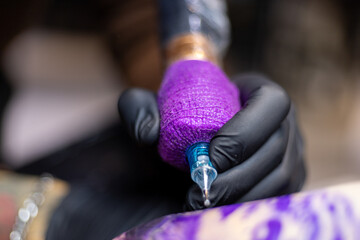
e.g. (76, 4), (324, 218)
(118, 73), (306, 211)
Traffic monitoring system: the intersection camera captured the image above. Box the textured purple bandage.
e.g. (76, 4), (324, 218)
(157, 60), (241, 170)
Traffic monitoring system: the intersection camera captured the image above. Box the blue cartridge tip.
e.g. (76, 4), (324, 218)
(186, 142), (217, 207)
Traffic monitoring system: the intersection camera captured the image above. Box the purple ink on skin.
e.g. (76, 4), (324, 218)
(157, 60), (241, 170)
(133, 213), (202, 240)
(266, 220), (282, 240)
(252, 219), (282, 240)
(275, 195), (291, 211)
(309, 214), (319, 240)
(334, 195), (354, 219)
(301, 195), (312, 210)
(163, 214), (201, 240)
(115, 189), (359, 240)
(243, 201), (261, 218)
(220, 204), (241, 220)
(334, 234), (343, 240)
(327, 196), (351, 240)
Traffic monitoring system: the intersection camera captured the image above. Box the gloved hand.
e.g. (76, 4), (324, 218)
(118, 73), (306, 210)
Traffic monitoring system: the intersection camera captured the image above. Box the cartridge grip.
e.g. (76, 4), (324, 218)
(157, 60), (241, 170)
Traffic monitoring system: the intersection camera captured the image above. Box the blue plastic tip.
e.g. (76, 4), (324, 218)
(186, 142), (217, 206)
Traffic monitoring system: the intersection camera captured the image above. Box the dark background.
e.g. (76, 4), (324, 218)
(0, 0), (360, 191)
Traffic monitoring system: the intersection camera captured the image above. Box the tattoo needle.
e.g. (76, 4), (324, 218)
(186, 142), (217, 208)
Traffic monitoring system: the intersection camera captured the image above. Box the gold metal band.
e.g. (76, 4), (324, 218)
(165, 33), (218, 65)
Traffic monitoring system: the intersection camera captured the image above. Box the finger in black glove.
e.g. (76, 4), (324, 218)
(118, 88), (159, 146)
(187, 74), (306, 209)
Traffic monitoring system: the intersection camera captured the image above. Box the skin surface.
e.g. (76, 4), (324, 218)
(115, 181), (360, 240)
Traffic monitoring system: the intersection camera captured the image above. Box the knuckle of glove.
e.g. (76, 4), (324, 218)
(278, 164), (292, 188)
(118, 88), (142, 119)
(209, 136), (245, 173)
(260, 84), (291, 119)
(118, 88), (159, 145)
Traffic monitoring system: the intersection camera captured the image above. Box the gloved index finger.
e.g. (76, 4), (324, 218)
(118, 88), (160, 146)
(209, 74), (291, 173)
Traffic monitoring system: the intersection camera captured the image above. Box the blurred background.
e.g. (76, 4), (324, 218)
(0, 0), (360, 190)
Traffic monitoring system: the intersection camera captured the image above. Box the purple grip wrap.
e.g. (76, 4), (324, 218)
(157, 60), (241, 170)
